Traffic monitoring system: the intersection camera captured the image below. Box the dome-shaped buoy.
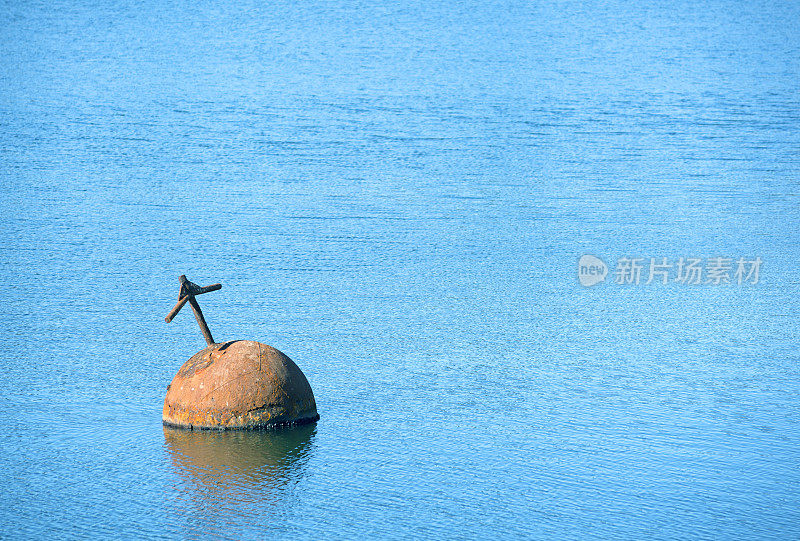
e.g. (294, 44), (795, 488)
(163, 340), (318, 429)
(163, 276), (319, 429)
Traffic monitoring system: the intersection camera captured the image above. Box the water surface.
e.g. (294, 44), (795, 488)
(1, 0), (799, 538)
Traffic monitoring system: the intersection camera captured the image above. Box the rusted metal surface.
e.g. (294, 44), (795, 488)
(163, 340), (319, 429)
(165, 275), (221, 345)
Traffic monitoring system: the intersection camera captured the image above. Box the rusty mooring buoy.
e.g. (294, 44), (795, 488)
(163, 275), (319, 429)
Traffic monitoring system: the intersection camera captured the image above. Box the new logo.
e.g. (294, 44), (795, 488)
(578, 255), (608, 287)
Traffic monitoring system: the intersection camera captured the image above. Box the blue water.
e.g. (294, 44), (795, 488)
(2, 0), (800, 538)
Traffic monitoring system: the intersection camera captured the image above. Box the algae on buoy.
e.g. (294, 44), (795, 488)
(163, 276), (319, 429)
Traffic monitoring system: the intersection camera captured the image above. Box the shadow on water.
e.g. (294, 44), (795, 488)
(163, 423), (317, 533)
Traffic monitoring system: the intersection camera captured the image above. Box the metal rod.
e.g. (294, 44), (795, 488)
(165, 275), (221, 345)
(188, 295), (215, 346)
(165, 296), (190, 323)
(197, 283), (222, 295)
(165, 279), (222, 322)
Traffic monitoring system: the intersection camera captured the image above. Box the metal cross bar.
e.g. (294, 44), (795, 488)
(165, 275), (222, 346)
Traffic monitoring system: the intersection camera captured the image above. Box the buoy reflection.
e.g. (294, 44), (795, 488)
(164, 423), (316, 514)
